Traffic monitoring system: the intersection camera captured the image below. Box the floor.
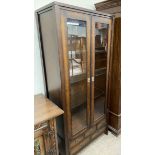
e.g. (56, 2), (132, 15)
(77, 132), (121, 155)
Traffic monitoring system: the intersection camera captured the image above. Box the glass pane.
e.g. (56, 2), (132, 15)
(94, 22), (108, 121)
(67, 18), (87, 135)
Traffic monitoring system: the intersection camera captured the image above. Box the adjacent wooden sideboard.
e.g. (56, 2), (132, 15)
(34, 94), (64, 155)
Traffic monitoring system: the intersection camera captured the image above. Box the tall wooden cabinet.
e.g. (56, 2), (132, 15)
(36, 2), (113, 155)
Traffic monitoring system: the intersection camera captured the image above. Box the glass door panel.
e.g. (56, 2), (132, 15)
(67, 18), (88, 135)
(94, 22), (109, 121)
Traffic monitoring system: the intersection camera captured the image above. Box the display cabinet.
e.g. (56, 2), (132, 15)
(35, 2), (113, 154)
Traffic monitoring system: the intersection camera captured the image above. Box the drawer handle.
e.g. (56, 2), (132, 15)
(34, 124), (48, 132)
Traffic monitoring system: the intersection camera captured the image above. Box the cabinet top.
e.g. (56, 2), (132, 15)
(34, 94), (64, 125)
(35, 1), (113, 18)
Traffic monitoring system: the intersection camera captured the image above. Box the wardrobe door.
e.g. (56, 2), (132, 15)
(91, 16), (112, 123)
(61, 10), (91, 137)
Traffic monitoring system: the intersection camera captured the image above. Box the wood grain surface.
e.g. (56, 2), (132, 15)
(34, 94), (64, 125)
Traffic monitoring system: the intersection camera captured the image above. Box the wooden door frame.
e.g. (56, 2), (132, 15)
(60, 9), (91, 139)
(91, 15), (113, 126)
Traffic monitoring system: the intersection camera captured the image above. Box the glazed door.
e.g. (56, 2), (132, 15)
(91, 16), (112, 124)
(61, 10), (91, 137)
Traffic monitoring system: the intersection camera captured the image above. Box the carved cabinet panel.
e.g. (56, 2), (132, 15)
(34, 136), (45, 155)
(34, 119), (58, 155)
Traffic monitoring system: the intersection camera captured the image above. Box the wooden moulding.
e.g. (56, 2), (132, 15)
(95, 0), (121, 11)
(34, 121), (48, 138)
(36, 1), (113, 18)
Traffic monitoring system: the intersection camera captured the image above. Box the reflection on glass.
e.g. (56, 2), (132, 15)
(94, 22), (108, 121)
(67, 18), (87, 135)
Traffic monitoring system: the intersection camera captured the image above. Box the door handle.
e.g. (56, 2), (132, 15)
(92, 76), (95, 82)
(88, 77), (95, 82)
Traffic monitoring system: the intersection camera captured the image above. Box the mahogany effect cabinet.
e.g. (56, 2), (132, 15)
(36, 2), (113, 155)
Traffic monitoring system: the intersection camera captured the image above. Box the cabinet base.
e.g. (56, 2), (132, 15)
(108, 125), (121, 136)
(59, 119), (107, 155)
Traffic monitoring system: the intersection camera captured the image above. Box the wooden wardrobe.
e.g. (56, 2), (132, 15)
(95, 0), (121, 135)
(36, 2), (114, 155)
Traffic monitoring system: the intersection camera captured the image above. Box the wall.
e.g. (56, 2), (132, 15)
(34, 0), (104, 95)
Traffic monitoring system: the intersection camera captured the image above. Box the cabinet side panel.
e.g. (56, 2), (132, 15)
(109, 17), (121, 132)
(110, 17), (121, 114)
(39, 10), (61, 106)
(38, 9), (65, 139)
